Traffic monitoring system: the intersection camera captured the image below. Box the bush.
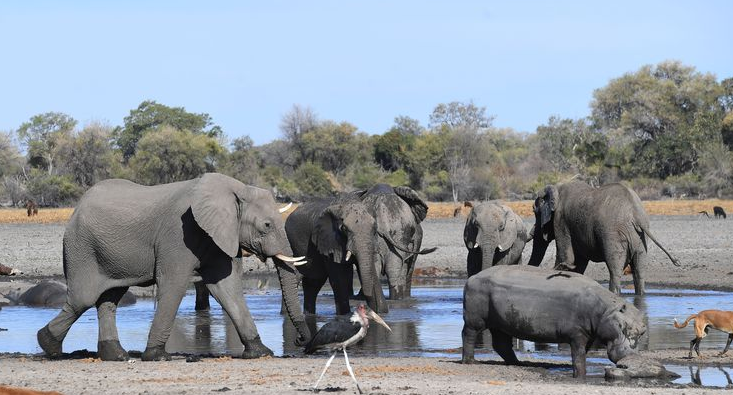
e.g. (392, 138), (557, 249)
(26, 172), (82, 206)
(293, 162), (334, 199)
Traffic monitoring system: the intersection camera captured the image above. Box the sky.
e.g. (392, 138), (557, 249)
(1, 1), (732, 145)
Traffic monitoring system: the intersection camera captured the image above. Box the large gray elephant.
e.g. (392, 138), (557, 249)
(355, 184), (435, 299)
(527, 181), (680, 295)
(37, 173), (311, 361)
(463, 202), (531, 277)
(285, 196), (388, 315)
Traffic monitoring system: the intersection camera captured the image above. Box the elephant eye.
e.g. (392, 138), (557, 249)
(264, 221), (272, 229)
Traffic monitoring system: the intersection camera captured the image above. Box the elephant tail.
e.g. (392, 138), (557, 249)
(673, 314), (697, 329)
(379, 231), (437, 256)
(636, 223), (681, 267)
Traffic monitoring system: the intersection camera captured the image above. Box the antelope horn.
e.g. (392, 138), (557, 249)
(279, 202), (293, 213)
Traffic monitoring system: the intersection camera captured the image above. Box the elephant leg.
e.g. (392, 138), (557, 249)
(384, 254), (406, 300)
(96, 287), (130, 361)
(404, 255), (417, 298)
(302, 276), (327, 315)
(327, 262), (354, 315)
(489, 329), (519, 365)
(142, 269), (189, 361)
(631, 252), (646, 295)
(38, 273), (100, 358)
(606, 255), (625, 295)
(194, 281), (211, 310)
(204, 262), (273, 359)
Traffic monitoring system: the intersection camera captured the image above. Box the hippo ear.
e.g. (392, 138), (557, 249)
(191, 173), (242, 258)
(497, 207), (518, 252)
(313, 206), (345, 262)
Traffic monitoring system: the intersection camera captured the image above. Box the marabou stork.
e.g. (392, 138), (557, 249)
(304, 304), (391, 393)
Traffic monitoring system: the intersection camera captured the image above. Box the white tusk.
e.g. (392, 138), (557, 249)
(278, 202), (293, 213)
(345, 250), (352, 262)
(274, 253), (306, 262)
(473, 242), (479, 249)
(293, 260), (308, 266)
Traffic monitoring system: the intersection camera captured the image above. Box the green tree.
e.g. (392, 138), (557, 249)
(129, 126), (225, 185)
(114, 100), (222, 160)
(591, 60), (724, 178)
(220, 136), (262, 185)
(0, 131), (23, 178)
(56, 122), (116, 187)
(16, 112), (77, 175)
(293, 162), (333, 198)
(300, 121), (364, 174)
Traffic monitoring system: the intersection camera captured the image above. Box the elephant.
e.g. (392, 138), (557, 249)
(461, 265), (665, 379)
(5, 281), (135, 307)
(527, 181), (680, 295)
(37, 173), (311, 361)
(354, 184), (435, 300)
(463, 201), (532, 277)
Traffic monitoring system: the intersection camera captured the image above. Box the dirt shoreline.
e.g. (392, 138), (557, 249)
(1, 216), (733, 394)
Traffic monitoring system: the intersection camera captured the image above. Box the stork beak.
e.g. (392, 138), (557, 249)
(367, 310), (392, 332)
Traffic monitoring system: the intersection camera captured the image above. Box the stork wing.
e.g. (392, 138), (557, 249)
(304, 320), (361, 354)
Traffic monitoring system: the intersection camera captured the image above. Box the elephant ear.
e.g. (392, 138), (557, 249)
(191, 173), (242, 258)
(394, 186), (428, 223)
(313, 206), (345, 262)
(497, 206), (518, 252)
(539, 185), (558, 229)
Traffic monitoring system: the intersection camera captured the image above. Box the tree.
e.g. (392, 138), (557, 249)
(293, 162), (333, 198)
(129, 126), (225, 185)
(373, 116), (423, 172)
(0, 131), (22, 178)
(300, 121), (364, 174)
(114, 100), (222, 160)
(591, 60), (724, 178)
(428, 100), (494, 130)
(280, 104), (318, 166)
(16, 112), (77, 175)
(56, 122), (116, 188)
(220, 136), (262, 185)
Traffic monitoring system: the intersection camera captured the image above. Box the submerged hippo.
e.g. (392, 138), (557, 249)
(8, 281), (136, 308)
(461, 265), (670, 379)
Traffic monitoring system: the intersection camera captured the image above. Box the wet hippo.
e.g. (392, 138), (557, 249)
(461, 265), (672, 379)
(10, 281), (136, 308)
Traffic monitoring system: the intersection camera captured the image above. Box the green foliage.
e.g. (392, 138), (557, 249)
(300, 121), (365, 173)
(129, 126), (224, 185)
(26, 170), (83, 206)
(56, 122), (116, 187)
(293, 162), (334, 198)
(16, 112), (77, 175)
(0, 132), (22, 178)
(384, 169), (409, 187)
(114, 100), (222, 160)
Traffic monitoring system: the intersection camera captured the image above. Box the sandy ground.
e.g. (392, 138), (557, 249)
(1, 215), (733, 394)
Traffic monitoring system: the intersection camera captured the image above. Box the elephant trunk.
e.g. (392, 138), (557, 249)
(479, 233), (497, 272)
(354, 241), (388, 314)
(273, 249), (311, 345)
(527, 225), (549, 267)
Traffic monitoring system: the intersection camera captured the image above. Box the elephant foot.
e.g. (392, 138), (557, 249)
(241, 337), (274, 359)
(37, 325), (62, 359)
(460, 357), (478, 364)
(141, 346), (171, 361)
(97, 340), (129, 361)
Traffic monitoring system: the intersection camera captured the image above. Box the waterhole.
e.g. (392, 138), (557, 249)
(1, 279), (732, 387)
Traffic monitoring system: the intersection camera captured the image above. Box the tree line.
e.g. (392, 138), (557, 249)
(1, 60), (732, 207)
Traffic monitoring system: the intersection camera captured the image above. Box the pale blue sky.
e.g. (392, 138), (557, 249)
(1, 1), (731, 145)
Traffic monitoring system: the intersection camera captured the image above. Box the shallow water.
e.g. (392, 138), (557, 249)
(2, 281), (733, 387)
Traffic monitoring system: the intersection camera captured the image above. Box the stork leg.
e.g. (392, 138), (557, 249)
(342, 348), (363, 394)
(313, 350), (337, 392)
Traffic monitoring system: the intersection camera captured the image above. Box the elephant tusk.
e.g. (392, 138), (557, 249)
(473, 242), (479, 249)
(274, 253), (307, 262)
(278, 202), (293, 213)
(345, 250), (352, 262)
(292, 260), (308, 266)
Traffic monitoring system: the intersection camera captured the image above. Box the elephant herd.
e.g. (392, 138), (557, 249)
(33, 173), (680, 364)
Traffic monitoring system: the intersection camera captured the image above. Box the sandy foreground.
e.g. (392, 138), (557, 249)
(1, 215), (733, 394)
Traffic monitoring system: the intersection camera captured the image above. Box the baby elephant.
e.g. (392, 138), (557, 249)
(461, 265), (646, 378)
(463, 202), (531, 277)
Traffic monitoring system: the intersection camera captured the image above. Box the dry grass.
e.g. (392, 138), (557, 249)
(0, 208), (74, 224)
(431, 199), (733, 219)
(0, 199), (730, 224)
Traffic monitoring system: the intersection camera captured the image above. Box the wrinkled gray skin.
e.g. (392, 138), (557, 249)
(527, 181), (680, 295)
(6, 281), (136, 308)
(355, 184), (434, 300)
(461, 265), (646, 379)
(464, 202), (532, 277)
(285, 196), (388, 315)
(37, 173), (311, 361)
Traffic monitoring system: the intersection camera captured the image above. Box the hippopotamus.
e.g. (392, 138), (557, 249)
(461, 265), (671, 379)
(6, 281), (136, 308)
